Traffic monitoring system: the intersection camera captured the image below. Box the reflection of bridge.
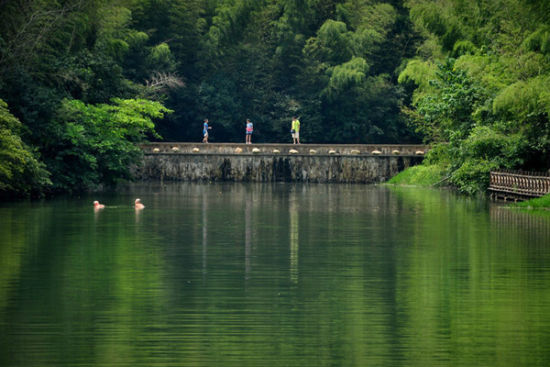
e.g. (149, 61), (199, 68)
(137, 143), (428, 183)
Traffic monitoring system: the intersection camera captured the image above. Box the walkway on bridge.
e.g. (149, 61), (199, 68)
(140, 142), (428, 157)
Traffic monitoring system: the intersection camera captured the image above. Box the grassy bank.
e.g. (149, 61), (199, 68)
(514, 194), (550, 210)
(387, 165), (446, 187)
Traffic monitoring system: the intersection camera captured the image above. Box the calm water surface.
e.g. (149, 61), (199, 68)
(1, 183), (550, 366)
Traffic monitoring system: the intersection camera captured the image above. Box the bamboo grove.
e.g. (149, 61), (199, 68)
(0, 0), (549, 196)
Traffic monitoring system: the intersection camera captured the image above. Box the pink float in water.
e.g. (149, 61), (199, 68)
(135, 198), (145, 210)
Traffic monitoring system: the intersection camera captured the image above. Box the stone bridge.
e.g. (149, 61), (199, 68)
(135, 143), (428, 183)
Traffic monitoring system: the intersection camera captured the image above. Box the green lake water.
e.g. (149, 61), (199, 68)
(1, 182), (550, 366)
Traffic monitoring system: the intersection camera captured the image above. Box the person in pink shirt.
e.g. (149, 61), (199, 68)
(245, 118), (253, 144)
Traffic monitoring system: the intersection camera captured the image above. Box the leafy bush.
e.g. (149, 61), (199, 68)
(47, 98), (171, 192)
(458, 125), (526, 167)
(449, 159), (498, 195)
(0, 99), (51, 197)
(416, 126), (527, 194)
(446, 126), (526, 193)
(424, 143), (452, 166)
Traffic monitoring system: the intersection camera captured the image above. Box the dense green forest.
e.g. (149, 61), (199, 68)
(0, 0), (549, 196)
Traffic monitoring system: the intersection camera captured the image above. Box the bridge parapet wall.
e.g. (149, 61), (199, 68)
(136, 143), (427, 183)
(140, 143), (428, 156)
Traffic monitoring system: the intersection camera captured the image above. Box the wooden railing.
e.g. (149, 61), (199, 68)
(489, 170), (550, 198)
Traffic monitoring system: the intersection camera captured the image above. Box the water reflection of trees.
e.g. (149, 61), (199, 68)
(3, 184), (550, 366)
(0, 203), (54, 312)
(390, 187), (550, 366)
(289, 192), (299, 284)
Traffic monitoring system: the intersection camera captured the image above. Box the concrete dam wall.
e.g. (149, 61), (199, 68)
(136, 143), (427, 184)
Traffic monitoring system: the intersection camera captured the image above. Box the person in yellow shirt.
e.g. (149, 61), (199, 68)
(291, 116), (300, 144)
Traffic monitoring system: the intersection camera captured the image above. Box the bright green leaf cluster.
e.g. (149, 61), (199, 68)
(47, 98), (171, 192)
(0, 99), (51, 197)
